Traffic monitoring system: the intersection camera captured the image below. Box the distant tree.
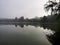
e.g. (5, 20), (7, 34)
(15, 17), (18, 20)
(15, 17), (18, 22)
(19, 16), (24, 22)
(25, 18), (29, 22)
(41, 16), (47, 23)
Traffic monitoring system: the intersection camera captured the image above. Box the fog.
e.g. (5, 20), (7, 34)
(0, 0), (48, 19)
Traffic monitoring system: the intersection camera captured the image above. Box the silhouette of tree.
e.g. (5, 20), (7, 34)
(15, 17), (18, 20)
(25, 18), (29, 22)
(44, 1), (60, 45)
(19, 16), (24, 22)
(44, 0), (57, 15)
(55, 2), (60, 23)
(40, 16), (47, 23)
(15, 17), (18, 22)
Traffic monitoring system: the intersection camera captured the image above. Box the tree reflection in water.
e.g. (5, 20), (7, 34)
(0, 22), (60, 45)
(14, 23), (60, 45)
(42, 23), (60, 45)
(15, 23), (24, 28)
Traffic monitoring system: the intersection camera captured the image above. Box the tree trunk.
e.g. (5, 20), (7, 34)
(51, 7), (53, 15)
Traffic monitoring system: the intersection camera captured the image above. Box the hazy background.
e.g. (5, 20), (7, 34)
(0, 0), (49, 19)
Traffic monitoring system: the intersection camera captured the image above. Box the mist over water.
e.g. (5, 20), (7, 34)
(0, 24), (52, 45)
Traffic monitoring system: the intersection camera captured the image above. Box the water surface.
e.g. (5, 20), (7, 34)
(0, 25), (53, 45)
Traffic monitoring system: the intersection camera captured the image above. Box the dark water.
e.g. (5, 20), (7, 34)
(0, 24), (54, 45)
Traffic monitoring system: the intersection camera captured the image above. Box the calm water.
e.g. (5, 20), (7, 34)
(0, 25), (53, 45)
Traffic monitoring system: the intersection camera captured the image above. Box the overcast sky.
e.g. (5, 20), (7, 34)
(0, 0), (49, 19)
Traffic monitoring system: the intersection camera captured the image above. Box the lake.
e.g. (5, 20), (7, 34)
(0, 24), (54, 45)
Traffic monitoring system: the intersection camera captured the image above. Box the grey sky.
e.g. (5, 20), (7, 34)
(0, 0), (48, 19)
